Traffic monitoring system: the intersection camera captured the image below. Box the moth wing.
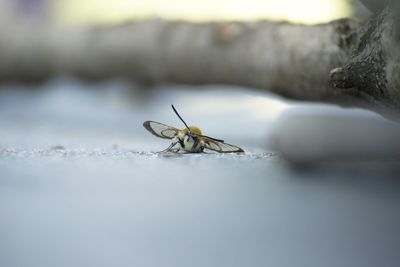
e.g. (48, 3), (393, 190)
(143, 121), (179, 139)
(203, 138), (244, 153)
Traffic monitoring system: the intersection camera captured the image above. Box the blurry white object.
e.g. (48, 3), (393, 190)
(270, 106), (400, 163)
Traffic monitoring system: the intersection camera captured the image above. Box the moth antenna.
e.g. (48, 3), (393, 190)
(171, 105), (190, 131)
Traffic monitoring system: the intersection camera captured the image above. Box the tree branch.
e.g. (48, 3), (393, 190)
(0, 6), (398, 117)
(0, 19), (358, 96)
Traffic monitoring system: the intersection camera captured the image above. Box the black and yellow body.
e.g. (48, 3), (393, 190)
(174, 126), (205, 153)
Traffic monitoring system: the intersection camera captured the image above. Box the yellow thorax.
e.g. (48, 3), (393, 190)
(182, 126), (203, 136)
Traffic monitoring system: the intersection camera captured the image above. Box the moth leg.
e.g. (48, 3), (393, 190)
(160, 143), (174, 153)
(161, 140), (180, 153)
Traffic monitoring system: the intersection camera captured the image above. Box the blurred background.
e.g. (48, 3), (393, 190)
(1, 1), (400, 267)
(1, 0), (353, 25)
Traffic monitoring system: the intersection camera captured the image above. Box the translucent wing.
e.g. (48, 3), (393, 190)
(203, 137), (244, 153)
(143, 121), (179, 139)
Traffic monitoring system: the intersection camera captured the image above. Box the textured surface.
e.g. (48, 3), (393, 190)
(1, 78), (400, 267)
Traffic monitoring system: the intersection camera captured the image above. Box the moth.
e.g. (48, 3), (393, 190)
(143, 105), (244, 153)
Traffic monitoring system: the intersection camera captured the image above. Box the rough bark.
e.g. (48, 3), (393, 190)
(330, 7), (400, 116)
(0, 5), (398, 116)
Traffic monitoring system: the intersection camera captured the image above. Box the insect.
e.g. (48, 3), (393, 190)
(143, 105), (244, 153)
